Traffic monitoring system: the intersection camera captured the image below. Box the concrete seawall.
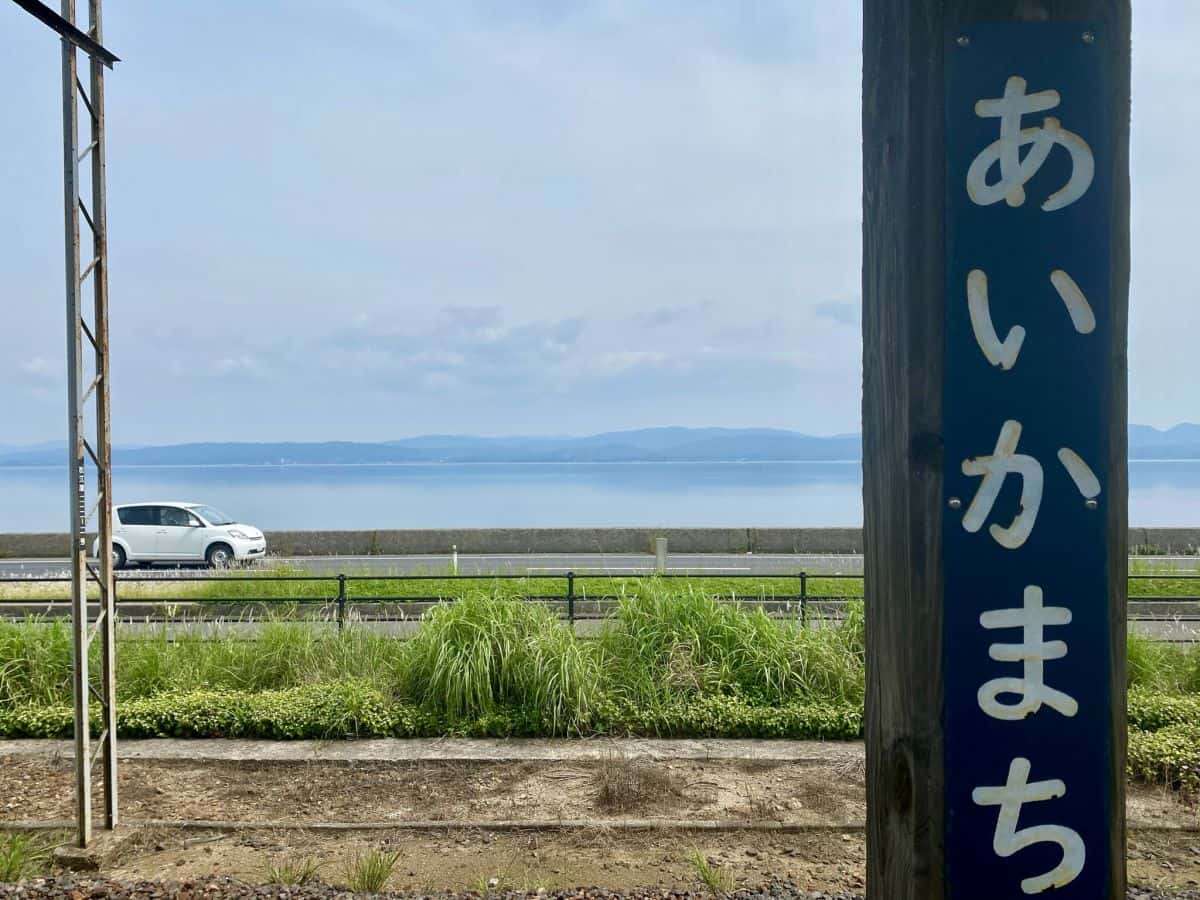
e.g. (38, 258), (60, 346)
(1, 527), (1197, 558)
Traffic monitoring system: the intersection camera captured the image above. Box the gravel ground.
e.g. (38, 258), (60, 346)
(1, 879), (1199, 900)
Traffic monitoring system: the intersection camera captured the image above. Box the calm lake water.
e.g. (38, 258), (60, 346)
(1, 460), (1198, 532)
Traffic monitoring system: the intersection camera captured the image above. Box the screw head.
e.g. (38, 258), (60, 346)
(1085, 498), (1099, 510)
(948, 497), (963, 510)
(956, 35), (970, 48)
(1082, 30), (1096, 44)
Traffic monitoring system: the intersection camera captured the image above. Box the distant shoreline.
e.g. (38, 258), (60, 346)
(0, 459), (865, 470)
(1, 458), (1198, 471)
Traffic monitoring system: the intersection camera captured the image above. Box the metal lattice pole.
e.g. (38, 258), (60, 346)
(56, 0), (117, 848)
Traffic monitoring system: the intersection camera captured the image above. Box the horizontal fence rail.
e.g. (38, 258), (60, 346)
(1, 571), (1198, 637)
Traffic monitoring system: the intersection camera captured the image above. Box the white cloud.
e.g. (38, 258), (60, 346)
(0, 1), (1193, 441)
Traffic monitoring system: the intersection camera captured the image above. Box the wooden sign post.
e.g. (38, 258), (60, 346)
(863, 3), (1129, 899)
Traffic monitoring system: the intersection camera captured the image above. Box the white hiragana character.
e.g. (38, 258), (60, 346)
(978, 585), (1078, 720)
(966, 75), (1095, 212)
(973, 757), (1086, 894)
(1058, 447), (1101, 500)
(967, 268), (1097, 370)
(961, 423), (1102, 548)
(962, 420), (1044, 549)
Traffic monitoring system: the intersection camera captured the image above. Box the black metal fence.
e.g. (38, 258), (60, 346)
(1, 570), (1198, 633)
(1, 570), (848, 628)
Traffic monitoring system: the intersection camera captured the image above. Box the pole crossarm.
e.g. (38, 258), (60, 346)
(9, 0), (118, 66)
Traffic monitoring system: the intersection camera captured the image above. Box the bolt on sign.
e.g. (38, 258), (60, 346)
(944, 24), (1115, 899)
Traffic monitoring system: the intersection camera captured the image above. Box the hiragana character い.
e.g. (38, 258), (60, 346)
(966, 268), (1096, 371)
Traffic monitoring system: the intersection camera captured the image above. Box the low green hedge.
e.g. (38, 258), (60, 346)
(0, 681), (864, 742)
(1127, 688), (1200, 731)
(595, 695), (863, 740)
(1129, 723), (1200, 794)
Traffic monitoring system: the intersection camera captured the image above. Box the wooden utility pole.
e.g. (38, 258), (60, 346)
(863, 3), (1129, 899)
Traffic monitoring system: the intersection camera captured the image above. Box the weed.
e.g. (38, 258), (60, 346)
(593, 750), (684, 812)
(261, 853), (323, 885)
(472, 874), (510, 894)
(687, 848), (734, 896)
(0, 833), (51, 883)
(344, 847), (401, 893)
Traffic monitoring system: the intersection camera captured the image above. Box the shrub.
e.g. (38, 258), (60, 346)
(1129, 723), (1200, 794)
(1127, 688), (1200, 732)
(0, 683), (863, 742)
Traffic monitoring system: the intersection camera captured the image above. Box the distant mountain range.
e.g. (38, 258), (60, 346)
(1, 424), (1198, 466)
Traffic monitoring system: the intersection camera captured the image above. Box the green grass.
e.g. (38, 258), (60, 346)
(5, 582), (1200, 794)
(399, 592), (599, 729)
(0, 581), (866, 714)
(344, 848), (401, 893)
(0, 566), (862, 605)
(1128, 631), (1200, 695)
(261, 854), (323, 886)
(596, 585), (864, 709)
(0, 833), (53, 882)
(688, 848), (735, 896)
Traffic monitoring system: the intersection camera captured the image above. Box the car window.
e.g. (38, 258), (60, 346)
(192, 505), (234, 526)
(159, 506), (195, 527)
(117, 506), (155, 526)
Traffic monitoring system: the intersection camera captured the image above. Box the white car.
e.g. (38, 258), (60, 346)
(93, 502), (267, 569)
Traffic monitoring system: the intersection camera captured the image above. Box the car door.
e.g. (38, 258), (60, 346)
(156, 505), (208, 561)
(115, 505), (161, 560)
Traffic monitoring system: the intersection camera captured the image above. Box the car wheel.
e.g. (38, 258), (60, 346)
(206, 543), (235, 569)
(111, 544), (126, 570)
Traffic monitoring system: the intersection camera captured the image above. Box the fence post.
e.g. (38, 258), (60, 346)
(336, 574), (347, 632)
(799, 571), (808, 628)
(654, 537), (668, 574)
(566, 571), (575, 625)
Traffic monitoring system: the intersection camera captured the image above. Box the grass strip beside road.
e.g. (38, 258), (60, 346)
(0, 570), (866, 604)
(4, 561), (1200, 604)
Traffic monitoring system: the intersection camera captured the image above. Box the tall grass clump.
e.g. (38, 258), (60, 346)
(397, 592), (599, 729)
(0, 832), (53, 882)
(1128, 631), (1200, 695)
(0, 617), (73, 706)
(343, 848), (401, 893)
(597, 582), (865, 708)
(116, 620), (407, 699)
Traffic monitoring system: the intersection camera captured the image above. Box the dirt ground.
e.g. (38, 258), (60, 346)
(2, 756), (872, 826)
(3, 754), (1200, 893)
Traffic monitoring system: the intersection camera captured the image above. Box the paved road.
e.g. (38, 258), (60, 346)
(3, 551), (1199, 578)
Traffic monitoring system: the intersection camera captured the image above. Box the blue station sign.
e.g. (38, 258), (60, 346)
(943, 22), (1115, 899)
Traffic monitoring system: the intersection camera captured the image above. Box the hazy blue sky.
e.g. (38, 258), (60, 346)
(1, 3), (1195, 444)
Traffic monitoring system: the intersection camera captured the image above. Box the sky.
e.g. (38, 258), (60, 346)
(0, 2), (1195, 445)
